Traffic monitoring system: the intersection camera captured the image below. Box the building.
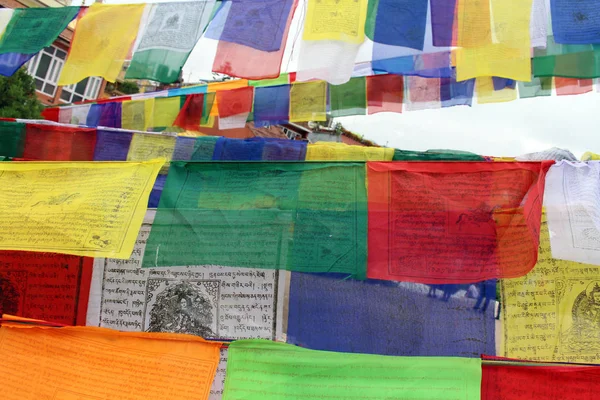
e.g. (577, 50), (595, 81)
(0, 0), (106, 106)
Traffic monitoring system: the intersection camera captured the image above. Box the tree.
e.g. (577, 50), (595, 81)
(0, 68), (43, 119)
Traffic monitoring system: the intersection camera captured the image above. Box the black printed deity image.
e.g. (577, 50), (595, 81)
(146, 282), (215, 338)
(0, 275), (20, 316)
(573, 281), (600, 333)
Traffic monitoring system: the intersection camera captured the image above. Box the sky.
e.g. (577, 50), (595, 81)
(97, 0), (600, 159)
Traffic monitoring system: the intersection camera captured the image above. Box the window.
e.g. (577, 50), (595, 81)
(26, 45), (66, 97)
(60, 76), (102, 103)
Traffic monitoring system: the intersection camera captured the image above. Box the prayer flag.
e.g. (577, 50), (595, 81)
(142, 162), (367, 279)
(330, 77), (366, 117)
(216, 86), (254, 118)
(406, 76), (442, 111)
(59, 4), (146, 85)
(0, 7), (79, 54)
(152, 97), (181, 129)
(365, 0), (428, 50)
(367, 161), (552, 283)
(223, 339), (482, 400)
(551, 0), (600, 44)
(0, 120), (25, 158)
(93, 128), (133, 161)
(253, 85), (290, 126)
(0, 321), (221, 400)
(190, 136), (219, 160)
(127, 133), (176, 173)
(126, 1), (217, 83)
(289, 81), (327, 122)
(23, 124), (96, 161)
(288, 273), (496, 357)
(0, 53), (34, 77)
(482, 355), (600, 399)
(555, 77), (593, 95)
(122, 99), (154, 131)
(174, 94), (204, 131)
(502, 215), (600, 363)
(441, 77), (475, 107)
(477, 76), (517, 103)
(212, 1), (298, 80)
(303, 0), (368, 44)
(0, 159), (164, 258)
(366, 74), (403, 114)
(306, 142), (394, 161)
(0, 252), (92, 325)
(518, 76), (553, 98)
(98, 102), (122, 128)
(430, 0), (457, 46)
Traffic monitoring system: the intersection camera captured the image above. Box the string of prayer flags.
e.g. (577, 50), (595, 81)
(330, 77), (367, 117)
(212, 0), (298, 80)
(0, 7), (79, 55)
(551, 0), (600, 44)
(23, 123), (96, 161)
(142, 162), (367, 279)
(482, 356), (600, 400)
(93, 128), (133, 161)
(306, 142), (394, 161)
(222, 339), (482, 400)
(365, 0), (428, 50)
(174, 94), (204, 131)
(366, 74), (404, 114)
(58, 4), (146, 85)
(0, 120), (25, 158)
(287, 273), (496, 357)
(392, 148), (486, 161)
(0, 252), (92, 325)
(125, 1), (217, 83)
(544, 161), (600, 265)
(253, 85), (290, 127)
(555, 77), (593, 96)
(367, 161), (553, 284)
(0, 159), (163, 258)
(0, 318), (221, 400)
(289, 81), (327, 122)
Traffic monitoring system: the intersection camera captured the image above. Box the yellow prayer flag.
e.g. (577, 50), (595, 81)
(456, 0), (533, 81)
(127, 133), (176, 174)
(58, 4), (146, 85)
(0, 322), (221, 400)
(122, 99), (155, 131)
(303, 0), (368, 44)
(0, 159), (163, 258)
(153, 97), (181, 128)
(581, 151), (600, 161)
(290, 81), (327, 122)
(476, 77), (517, 104)
(501, 214), (600, 363)
(306, 142), (394, 161)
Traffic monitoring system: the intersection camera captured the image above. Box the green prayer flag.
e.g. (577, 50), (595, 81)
(125, 1), (217, 83)
(249, 74), (289, 87)
(223, 339), (482, 400)
(330, 77), (367, 117)
(533, 36), (600, 78)
(142, 162), (367, 279)
(392, 149), (485, 161)
(518, 77), (553, 98)
(0, 7), (79, 54)
(0, 120), (25, 158)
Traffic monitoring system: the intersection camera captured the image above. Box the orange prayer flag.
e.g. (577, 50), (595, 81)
(216, 86), (254, 118)
(0, 320), (221, 400)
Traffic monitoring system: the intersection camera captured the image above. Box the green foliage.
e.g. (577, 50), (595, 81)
(117, 81), (140, 95)
(0, 68), (44, 119)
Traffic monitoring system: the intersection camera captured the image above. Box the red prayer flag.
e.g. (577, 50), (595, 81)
(41, 108), (59, 122)
(174, 93), (204, 131)
(482, 355), (600, 399)
(0, 251), (93, 325)
(367, 161), (553, 283)
(23, 124), (96, 161)
(216, 86), (254, 118)
(366, 74), (404, 114)
(212, 0), (298, 80)
(555, 77), (593, 96)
